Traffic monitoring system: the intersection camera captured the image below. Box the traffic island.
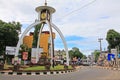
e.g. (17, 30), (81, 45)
(0, 65), (75, 75)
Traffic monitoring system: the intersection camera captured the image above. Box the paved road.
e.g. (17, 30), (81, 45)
(0, 67), (120, 80)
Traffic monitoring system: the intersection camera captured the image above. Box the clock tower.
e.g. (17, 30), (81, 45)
(15, 0), (69, 66)
(35, 1), (55, 23)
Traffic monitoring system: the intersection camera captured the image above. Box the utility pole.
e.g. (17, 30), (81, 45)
(98, 38), (103, 54)
(98, 38), (103, 66)
(117, 46), (119, 68)
(116, 46), (119, 67)
(114, 38), (119, 68)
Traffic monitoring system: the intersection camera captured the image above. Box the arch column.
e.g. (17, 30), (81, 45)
(51, 23), (69, 66)
(46, 20), (54, 67)
(15, 21), (42, 61)
(15, 20), (69, 66)
(36, 23), (44, 63)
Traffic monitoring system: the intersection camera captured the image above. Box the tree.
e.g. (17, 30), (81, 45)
(82, 55), (87, 59)
(93, 50), (100, 62)
(20, 44), (29, 53)
(69, 47), (84, 59)
(0, 20), (21, 56)
(19, 44), (32, 61)
(32, 24), (42, 48)
(106, 29), (120, 52)
(28, 48), (31, 61)
(69, 50), (74, 60)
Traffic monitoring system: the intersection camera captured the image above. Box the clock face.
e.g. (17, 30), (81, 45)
(41, 12), (46, 20)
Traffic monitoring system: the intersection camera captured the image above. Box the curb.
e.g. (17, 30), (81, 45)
(93, 66), (120, 71)
(0, 70), (74, 75)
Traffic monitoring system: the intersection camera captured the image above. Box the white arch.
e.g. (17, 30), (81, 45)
(15, 20), (69, 66)
(15, 21), (41, 60)
(46, 20), (54, 66)
(36, 23), (44, 63)
(51, 23), (69, 66)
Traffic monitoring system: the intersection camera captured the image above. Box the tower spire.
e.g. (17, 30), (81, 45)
(45, 0), (47, 6)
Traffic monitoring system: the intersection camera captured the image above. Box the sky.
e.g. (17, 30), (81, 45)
(0, 0), (120, 56)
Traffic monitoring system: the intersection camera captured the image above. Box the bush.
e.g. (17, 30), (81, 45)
(64, 64), (68, 70)
(13, 64), (20, 71)
(45, 60), (51, 70)
(45, 65), (50, 70)
(0, 63), (4, 70)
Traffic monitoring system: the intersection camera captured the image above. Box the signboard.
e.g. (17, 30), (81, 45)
(107, 53), (115, 61)
(31, 48), (43, 63)
(118, 54), (120, 58)
(111, 49), (117, 54)
(22, 52), (28, 60)
(31, 58), (36, 64)
(31, 48), (43, 57)
(6, 46), (16, 55)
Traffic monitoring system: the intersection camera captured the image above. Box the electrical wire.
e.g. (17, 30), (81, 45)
(55, 0), (97, 20)
(16, 0), (97, 23)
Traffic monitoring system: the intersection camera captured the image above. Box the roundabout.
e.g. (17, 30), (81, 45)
(0, 0), (72, 76)
(0, 65), (75, 75)
(0, 70), (74, 75)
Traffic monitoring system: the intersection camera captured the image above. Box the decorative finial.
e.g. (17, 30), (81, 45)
(45, 0), (47, 6)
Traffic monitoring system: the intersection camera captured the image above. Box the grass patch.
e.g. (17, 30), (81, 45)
(51, 65), (64, 70)
(24, 66), (45, 70)
(23, 65), (73, 71)
(4, 64), (13, 69)
(68, 65), (73, 69)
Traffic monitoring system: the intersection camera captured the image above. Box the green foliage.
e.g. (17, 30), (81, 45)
(19, 44), (32, 60)
(93, 50), (100, 62)
(69, 50), (74, 59)
(69, 47), (83, 59)
(0, 20), (21, 56)
(20, 44), (29, 52)
(32, 24), (42, 48)
(82, 55), (87, 59)
(106, 29), (120, 51)
(28, 48), (31, 60)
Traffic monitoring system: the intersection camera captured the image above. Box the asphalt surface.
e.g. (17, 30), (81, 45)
(0, 66), (120, 80)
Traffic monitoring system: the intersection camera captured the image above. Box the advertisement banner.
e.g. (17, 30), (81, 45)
(111, 49), (117, 54)
(22, 52), (28, 60)
(6, 46), (16, 55)
(31, 57), (36, 64)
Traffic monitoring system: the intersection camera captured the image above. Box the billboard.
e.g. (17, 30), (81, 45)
(6, 46), (16, 55)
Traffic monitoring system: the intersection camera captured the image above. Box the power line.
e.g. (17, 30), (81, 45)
(15, 0), (97, 23)
(57, 0), (97, 19)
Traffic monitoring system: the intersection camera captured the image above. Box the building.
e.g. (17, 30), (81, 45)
(23, 31), (55, 56)
(97, 51), (108, 66)
(54, 50), (67, 64)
